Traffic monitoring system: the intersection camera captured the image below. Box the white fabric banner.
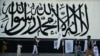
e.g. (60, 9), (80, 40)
(84, 40), (87, 52)
(56, 28), (63, 50)
(54, 40), (57, 49)
(65, 40), (73, 53)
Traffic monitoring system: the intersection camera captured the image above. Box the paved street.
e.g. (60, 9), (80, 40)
(0, 53), (76, 56)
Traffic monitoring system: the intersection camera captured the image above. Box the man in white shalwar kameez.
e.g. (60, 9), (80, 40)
(17, 44), (22, 56)
(93, 41), (99, 56)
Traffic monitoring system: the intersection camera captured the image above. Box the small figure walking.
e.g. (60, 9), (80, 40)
(2, 39), (7, 54)
(17, 44), (22, 56)
(32, 36), (39, 56)
(75, 39), (83, 56)
(93, 41), (99, 56)
(85, 35), (94, 56)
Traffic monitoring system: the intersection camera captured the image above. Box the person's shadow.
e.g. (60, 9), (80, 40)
(32, 54), (39, 56)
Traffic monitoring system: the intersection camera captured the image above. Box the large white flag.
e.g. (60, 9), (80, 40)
(56, 28), (63, 50)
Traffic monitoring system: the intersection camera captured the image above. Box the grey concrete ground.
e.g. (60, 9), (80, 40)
(1, 53), (100, 56)
(0, 53), (77, 56)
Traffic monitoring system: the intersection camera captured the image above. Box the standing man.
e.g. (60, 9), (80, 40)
(93, 41), (99, 56)
(85, 35), (94, 56)
(87, 35), (92, 48)
(17, 43), (22, 56)
(32, 36), (39, 55)
(75, 39), (83, 56)
(2, 39), (7, 54)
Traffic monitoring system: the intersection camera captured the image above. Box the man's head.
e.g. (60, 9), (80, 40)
(34, 36), (37, 39)
(87, 35), (91, 39)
